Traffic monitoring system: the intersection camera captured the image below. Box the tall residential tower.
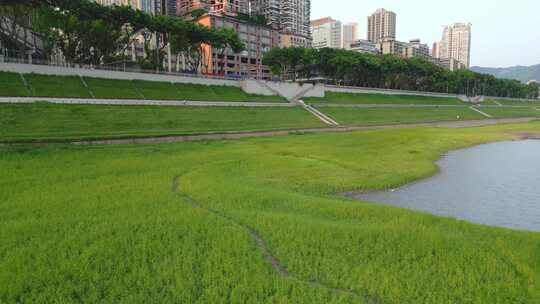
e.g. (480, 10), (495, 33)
(437, 23), (472, 68)
(342, 22), (358, 49)
(367, 8), (396, 43)
(253, 0), (312, 47)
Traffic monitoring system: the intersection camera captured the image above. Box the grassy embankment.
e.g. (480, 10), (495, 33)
(1, 101), (539, 142)
(304, 91), (464, 105)
(481, 106), (540, 118)
(1, 123), (540, 303)
(305, 91), (540, 124)
(0, 71), (286, 102)
(483, 98), (540, 106)
(0, 103), (324, 142)
(317, 107), (486, 125)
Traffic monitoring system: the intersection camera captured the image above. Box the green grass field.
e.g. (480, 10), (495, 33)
(174, 83), (287, 102)
(0, 103), (322, 142)
(484, 98), (540, 106)
(84, 77), (142, 99)
(481, 106), (540, 118)
(0, 72), (286, 102)
(25, 74), (93, 98)
(305, 91), (463, 105)
(1, 123), (540, 303)
(318, 106), (486, 125)
(0, 72), (29, 96)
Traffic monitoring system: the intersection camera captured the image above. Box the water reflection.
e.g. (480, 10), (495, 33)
(348, 140), (540, 232)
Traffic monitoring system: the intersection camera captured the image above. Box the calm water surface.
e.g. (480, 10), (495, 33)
(349, 140), (540, 232)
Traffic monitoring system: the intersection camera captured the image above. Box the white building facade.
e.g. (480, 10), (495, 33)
(310, 17), (342, 49)
(437, 23), (472, 69)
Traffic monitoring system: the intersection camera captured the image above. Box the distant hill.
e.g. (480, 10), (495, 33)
(471, 64), (540, 83)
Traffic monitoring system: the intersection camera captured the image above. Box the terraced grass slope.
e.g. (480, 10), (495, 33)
(319, 107), (487, 125)
(0, 72), (286, 102)
(84, 77), (142, 99)
(0, 103), (321, 142)
(0, 72), (29, 96)
(484, 98), (540, 106)
(481, 106), (540, 118)
(1, 123), (540, 303)
(25, 74), (93, 98)
(305, 91), (463, 105)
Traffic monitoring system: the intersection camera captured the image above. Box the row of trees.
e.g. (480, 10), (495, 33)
(0, 0), (244, 73)
(263, 47), (539, 99)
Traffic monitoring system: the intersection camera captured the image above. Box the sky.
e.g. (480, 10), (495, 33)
(311, 0), (540, 68)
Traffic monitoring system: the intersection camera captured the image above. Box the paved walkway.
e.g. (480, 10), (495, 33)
(310, 103), (537, 109)
(0, 97), (294, 107)
(1, 117), (531, 146)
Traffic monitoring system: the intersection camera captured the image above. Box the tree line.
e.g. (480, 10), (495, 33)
(263, 47), (539, 99)
(0, 0), (244, 73)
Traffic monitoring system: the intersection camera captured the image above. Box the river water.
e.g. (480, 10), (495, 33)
(348, 140), (540, 232)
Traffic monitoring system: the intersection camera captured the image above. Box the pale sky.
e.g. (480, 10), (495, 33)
(311, 0), (540, 68)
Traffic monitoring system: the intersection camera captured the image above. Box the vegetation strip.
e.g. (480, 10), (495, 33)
(171, 176), (372, 302)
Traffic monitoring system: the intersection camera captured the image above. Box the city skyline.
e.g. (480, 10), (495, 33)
(311, 0), (540, 68)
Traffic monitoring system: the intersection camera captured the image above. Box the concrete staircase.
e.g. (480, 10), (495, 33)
(291, 85), (316, 103)
(298, 100), (339, 126)
(255, 80), (283, 98)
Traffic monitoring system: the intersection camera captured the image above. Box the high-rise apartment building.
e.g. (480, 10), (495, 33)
(177, 0), (206, 16)
(342, 22), (358, 49)
(438, 23), (472, 68)
(95, 0), (161, 13)
(164, 0), (177, 16)
(310, 17), (342, 49)
(432, 41), (441, 59)
(367, 8), (396, 43)
(174, 0), (281, 78)
(404, 39), (430, 58)
(95, 0), (131, 6)
(177, 0), (311, 47)
(197, 13), (280, 79)
(253, 0), (312, 47)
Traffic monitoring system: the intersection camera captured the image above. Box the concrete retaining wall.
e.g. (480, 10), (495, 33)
(264, 81), (324, 100)
(239, 80), (276, 96)
(325, 85), (459, 99)
(240, 80), (324, 101)
(0, 63), (240, 87)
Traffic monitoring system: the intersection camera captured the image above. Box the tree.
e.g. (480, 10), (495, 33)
(0, 0), (244, 71)
(262, 46), (538, 99)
